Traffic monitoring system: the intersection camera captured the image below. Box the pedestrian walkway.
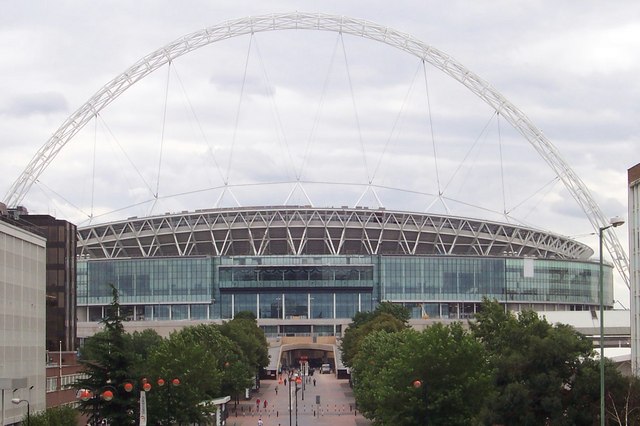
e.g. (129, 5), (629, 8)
(225, 371), (371, 426)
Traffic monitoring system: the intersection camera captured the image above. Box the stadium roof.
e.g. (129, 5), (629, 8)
(78, 206), (593, 260)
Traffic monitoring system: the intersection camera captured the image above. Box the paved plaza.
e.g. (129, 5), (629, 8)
(225, 371), (371, 426)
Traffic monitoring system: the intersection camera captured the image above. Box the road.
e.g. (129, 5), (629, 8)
(225, 371), (371, 426)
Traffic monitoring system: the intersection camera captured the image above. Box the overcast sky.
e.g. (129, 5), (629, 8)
(1, 1), (638, 303)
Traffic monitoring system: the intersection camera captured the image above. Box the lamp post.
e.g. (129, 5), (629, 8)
(295, 376), (302, 426)
(288, 375), (292, 426)
(599, 216), (625, 426)
(11, 398), (29, 426)
(123, 377), (180, 425)
(412, 379), (427, 425)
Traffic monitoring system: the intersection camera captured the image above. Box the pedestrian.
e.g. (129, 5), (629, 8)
(313, 378), (316, 386)
(264, 399), (268, 409)
(275, 385), (278, 395)
(284, 378), (287, 386)
(257, 417), (263, 426)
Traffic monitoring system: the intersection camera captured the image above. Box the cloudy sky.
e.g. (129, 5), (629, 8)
(1, 1), (638, 302)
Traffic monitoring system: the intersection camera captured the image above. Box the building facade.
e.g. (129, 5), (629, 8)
(76, 206), (612, 338)
(0, 209), (47, 425)
(19, 214), (78, 352)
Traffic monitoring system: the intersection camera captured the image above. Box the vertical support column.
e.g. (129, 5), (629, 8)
(332, 293), (336, 319)
(629, 164), (640, 375)
(282, 294), (286, 319)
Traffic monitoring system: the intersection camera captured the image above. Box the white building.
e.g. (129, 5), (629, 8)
(0, 213), (47, 425)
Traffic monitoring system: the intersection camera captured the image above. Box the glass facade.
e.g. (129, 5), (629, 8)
(77, 254), (611, 324)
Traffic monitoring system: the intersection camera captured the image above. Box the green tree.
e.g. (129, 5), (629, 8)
(219, 312), (270, 371)
(471, 299), (596, 425)
(374, 301), (411, 323)
(28, 406), (78, 426)
(126, 328), (163, 375)
(219, 313), (270, 403)
(341, 302), (410, 367)
(352, 324), (491, 425)
(144, 324), (254, 425)
(75, 285), (137, 425)
(561, 357), (633, 425)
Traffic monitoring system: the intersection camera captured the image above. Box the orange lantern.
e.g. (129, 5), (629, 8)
(101, 389), (114, 401)
(143, 382), (152, 392)
(79, 389), (93, 401)
(157, 378), (166, 387)
(171, 378), (181, 386)
(124, 382), (134, 392)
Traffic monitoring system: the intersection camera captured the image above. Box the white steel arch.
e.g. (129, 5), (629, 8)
(3, 11), (629, 286)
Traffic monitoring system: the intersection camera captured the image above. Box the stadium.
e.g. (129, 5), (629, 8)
(76, 204), (610, 340)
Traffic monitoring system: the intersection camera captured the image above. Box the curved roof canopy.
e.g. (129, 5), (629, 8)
(78, 206), (593, 260)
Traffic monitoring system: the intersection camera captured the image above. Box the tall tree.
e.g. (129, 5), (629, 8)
(219, 312), (270, 371)
(341, 302), (410, 367)
(352, 324), (491, 425)
(471, 299), (597, 425)
(144, 324), (254, 425)
(75, 285), (138, 425)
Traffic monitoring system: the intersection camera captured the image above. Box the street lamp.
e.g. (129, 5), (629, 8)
(295, 376), (302, 426)
(599, 216), (625, 426)
(12, 398), (30, 426)
(412, 379), (427, 425)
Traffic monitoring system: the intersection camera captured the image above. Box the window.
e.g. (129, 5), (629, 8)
(47, 377), (58, 392)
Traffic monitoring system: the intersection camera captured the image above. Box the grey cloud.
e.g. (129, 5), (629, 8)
(0, 92), (68, 117)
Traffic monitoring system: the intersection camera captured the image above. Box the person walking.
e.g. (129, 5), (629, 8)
(275, 385), (278, 395)
(257, 418), (263, 426)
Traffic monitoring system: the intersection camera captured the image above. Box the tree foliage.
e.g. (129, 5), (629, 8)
(75, 285), (138, 425)
(470, 299), (613, 425)
(219, 312), (270, 371)
(341, 302), (410, 366)
(28, 406), (78, 426)
(75, 290), (269, 425)
(352, 324), (491, 425)
(143, 324), (238, 424)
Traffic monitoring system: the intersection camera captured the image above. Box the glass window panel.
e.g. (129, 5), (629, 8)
(88, 306), (102, 321)
(234, 293), (257, 317)
(259, 294), (283, 319)
(284, 293), (308, 319)
(220, 294), (232, 319)
(191, 305), (208, 320)
(310, 294), (333, 319)
(154, 305), (170, 320)
(171, 305), (188, 320)
(335, 293), (358, 319)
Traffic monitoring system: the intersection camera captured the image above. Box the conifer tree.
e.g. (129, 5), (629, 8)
(75, 285), (137, 425)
